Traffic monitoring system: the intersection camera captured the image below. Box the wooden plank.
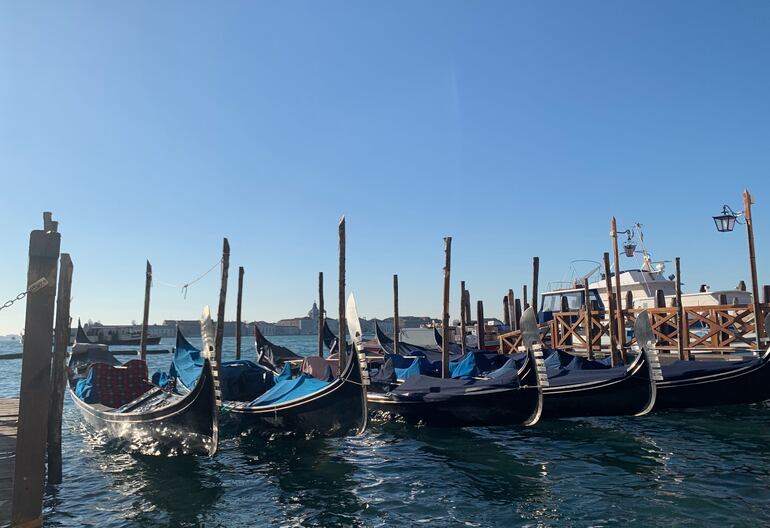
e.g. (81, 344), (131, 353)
(13, 214), (60, 528)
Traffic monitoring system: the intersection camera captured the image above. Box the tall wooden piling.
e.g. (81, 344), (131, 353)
(743, 190), (762, 347)
(522, 285), (528, 310)
(393, 274), (400, 355)
(675, 257), (688, 360)
(13, 213), (61, 527)
(139, 260), (152, 361)
(235, 266), (244, 360)
(338, 217), (346, 371)
(603, 252), (619, 366)
(503, 295), (511, 328)
(214, 239), (230, 366)
(459, 281), (467, 355)
(318, 272), (325, 357)
(441, 237), (452, 378)
(514, 298), (522, 331)
(47, 253), (72, 485)
(477, 300), (485, 350)
(584, 278), (594, 359)
(610, 217), (627, 362)
(531, 257), (540, 312)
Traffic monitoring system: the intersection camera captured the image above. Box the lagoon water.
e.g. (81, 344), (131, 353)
(2, 336), (770, 527)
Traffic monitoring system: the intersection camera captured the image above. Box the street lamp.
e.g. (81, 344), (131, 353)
(713, 190), (761, 350)
(712, 205), (742, 233)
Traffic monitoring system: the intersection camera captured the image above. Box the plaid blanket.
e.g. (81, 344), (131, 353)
(90, 359), (153, 408)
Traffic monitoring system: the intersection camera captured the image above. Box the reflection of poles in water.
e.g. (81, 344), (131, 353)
(238, 437), (364, 520)
(105, 455), (223, 526)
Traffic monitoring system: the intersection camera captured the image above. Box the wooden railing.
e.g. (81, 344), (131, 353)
(499, 303), (767, 356)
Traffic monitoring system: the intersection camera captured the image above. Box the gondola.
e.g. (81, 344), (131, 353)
(172, 301), (368, 438)
(652, 313), (770, 409)
(366, 309), (548, 428)
(517, 309), (662, 419)
(67, 339), (219, 456)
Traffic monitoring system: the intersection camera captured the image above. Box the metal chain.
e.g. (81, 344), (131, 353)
(0, 278), (49, 313)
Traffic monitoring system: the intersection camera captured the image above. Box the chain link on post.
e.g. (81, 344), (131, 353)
(0, 278), (49, 312)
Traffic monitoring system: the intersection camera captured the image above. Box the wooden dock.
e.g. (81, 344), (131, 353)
(0, 399), (19, 527)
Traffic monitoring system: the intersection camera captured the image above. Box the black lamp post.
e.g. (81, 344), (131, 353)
(713, 191), (761, 350)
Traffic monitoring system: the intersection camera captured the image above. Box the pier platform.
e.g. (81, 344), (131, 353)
(0, 399), (19, 527)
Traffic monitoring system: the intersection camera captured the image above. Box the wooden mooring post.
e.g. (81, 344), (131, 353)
(503, 295), (511, 329)
(531, 257), (540, 312)
(13, 212), (61, 527)
(214, 239), (230, 367)
(139, 260), (152, 361)
(338, 217), (346, 372)
(507, 289), (516, 332)
(441, 237), (452, 378)
(603, 252), (619, 366)
(235, 266), (244, 360)
(393, 274), (400, 355)
(675, 257), (689, 360)
(318, 272), (324, 357)
(459, 281), (467, 355)
(477, 300), (485, 350)
(584, 278), (594, 359)
(47, 253), (73, 486)
(610, 217), (627, 362)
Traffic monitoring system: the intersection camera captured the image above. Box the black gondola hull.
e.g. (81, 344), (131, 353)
(367, 385), (541, 427)
(69, 359), (218, 456)
(221, 353), (368, 437)
(656, 351), (770, 409)
(518, 349), (657, 419)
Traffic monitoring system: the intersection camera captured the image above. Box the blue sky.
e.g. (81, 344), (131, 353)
(1, 1), (769, 334)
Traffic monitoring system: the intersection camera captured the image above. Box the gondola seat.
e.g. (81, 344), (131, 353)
(88, 360), (154, 409)
(301, 357), (340, 379)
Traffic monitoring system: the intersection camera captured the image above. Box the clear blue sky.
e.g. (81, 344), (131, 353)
(2, 1), (769, 334)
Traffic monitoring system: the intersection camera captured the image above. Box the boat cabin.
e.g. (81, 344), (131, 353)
(538, 288), (604, 323)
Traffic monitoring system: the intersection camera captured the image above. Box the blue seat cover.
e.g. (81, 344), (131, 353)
(251, 374), (330, 406)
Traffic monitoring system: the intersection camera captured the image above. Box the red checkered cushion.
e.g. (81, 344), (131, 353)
(90, 359), (153, 408)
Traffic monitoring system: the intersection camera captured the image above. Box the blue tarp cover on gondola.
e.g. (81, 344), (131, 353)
(275, 363), (292, 382)
(449, 351), (479, 379)
(220, 360), (274, 401)
(662, 358), (759, 381)
(170, 330), (203, 389)
(251, 374), (330, 406)
(395, 357), (438, 380)
(75, 368), (98, 403)
(390, 369), (519, 402)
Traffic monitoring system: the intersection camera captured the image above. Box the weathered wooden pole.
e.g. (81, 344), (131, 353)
(459, 281), (467, 355)
(393, 274), (400, 354)
(477, 300), (485, 350)
(441, 237), (452, 377)
(675, 256), (688, 360)
(13, 213), (60, 527)
(214, 238), (230, 367)
(338, 216), (346, 372)
(503, 295), (511, 329)
(139, 260), (152, 361)
(743, 190), (762, 348)
(610, 217), (627, 362)
(561, 296), (572, 347)
(625, 290), (634, 311)
(531, 257), (540, 312)
(507, 289), (516, 332)
(318, 272), (325, 357)
(584, 278), (593, 359)
(47, 253), (72, 486)
(763, 285), (770, 305)
(235, 266), (244, 360)
(514, 298), (522, 331)
(522, 285), (529, 310)
(603, 252), (619, 365)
